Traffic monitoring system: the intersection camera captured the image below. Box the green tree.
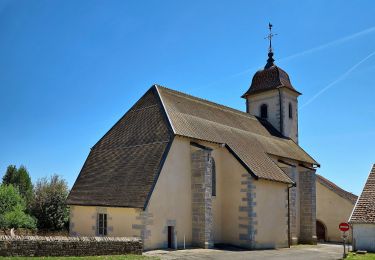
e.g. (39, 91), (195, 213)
(15, 165), (33, 204)
(3, 206), (36, 229)
(1, 165), (33, 204)
(2, 165), (18, 185)
(0, 185), (36, 229)
(31, 174), (69, 230)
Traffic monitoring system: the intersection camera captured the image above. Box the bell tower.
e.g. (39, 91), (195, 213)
(242, 24), (301, 143)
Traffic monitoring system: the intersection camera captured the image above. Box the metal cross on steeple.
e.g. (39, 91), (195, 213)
(265, 23), (277, 53)
(264, 23), (277, 69)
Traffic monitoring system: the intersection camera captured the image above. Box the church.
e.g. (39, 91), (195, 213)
(67, 31), (319, 250)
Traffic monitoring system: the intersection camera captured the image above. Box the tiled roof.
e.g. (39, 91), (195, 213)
(67, 88), (173, 208)
(316, 174), (357, 204)
(242, 65), (301, 98)
(158, 85), (318, 184)
(350, 164), (375, 224)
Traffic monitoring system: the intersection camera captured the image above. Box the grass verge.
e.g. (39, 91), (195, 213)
(0, 255), (159, 260)
(347, 252), (375, 259)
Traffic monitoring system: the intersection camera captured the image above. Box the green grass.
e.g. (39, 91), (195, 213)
(347, 252), (375, 259)
(0, 255), (159, 260)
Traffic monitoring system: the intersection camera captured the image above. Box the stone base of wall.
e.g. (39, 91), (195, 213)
(0, 236), (142, 257)
(291, 236), (298, 245)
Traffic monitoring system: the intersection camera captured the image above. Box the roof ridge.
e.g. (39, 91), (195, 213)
(155, 84), (260, 122)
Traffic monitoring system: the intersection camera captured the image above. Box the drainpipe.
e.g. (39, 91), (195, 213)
(278, 88), (284, 135)
(287, 182), (297, 248)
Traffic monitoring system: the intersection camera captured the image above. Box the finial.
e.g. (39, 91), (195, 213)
(264, 23), (277, 69)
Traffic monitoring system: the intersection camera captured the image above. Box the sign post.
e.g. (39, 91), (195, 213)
(339, 222), (350, 258)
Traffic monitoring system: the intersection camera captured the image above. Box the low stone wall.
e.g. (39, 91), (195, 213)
(0, 236), (142, 257)
(0, 228), (69, 236)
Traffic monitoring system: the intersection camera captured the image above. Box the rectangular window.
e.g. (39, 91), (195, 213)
(97, 213), (107, 236)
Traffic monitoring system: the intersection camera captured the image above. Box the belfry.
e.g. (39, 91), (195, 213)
(242, 23), (301, 143)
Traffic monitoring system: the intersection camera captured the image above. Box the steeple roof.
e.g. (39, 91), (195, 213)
(241, 64), (301, 98)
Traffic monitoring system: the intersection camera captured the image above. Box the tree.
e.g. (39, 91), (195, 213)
(0, 185), (36, 229)
(15, 165), (33, 204)
(2, 165), (18, 185)
(3, 206), (36, 229)
(31, 174), (69, 230)
(1, 165), (33, 204)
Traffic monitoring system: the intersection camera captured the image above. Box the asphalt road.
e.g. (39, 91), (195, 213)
(144, 243), (345, 260)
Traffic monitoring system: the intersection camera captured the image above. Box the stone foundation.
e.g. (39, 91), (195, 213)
(0, 236), (142, 257)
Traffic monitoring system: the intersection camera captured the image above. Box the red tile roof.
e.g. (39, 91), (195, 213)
(350, 164), (375, 224)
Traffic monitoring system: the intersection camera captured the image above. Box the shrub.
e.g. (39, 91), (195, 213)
(3, 205), (36, 229)
(31, 174), (69, 230)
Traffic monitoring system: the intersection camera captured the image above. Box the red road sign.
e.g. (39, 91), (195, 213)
(339, 222), (350, 232)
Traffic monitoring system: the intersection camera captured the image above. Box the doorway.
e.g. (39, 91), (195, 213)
(167, 226), (174, 248)
(316, 220), (326, 241)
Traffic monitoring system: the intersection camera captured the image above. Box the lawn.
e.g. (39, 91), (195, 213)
(347, 252), (375, 259)
(0, 255), (159, 260)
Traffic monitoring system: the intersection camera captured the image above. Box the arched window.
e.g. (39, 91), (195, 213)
(212, 158), (216, 196)
(260, 104), (268, 119)
(289, 103), (293, 119)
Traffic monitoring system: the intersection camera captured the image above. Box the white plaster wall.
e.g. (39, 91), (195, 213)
(254, 180), (289, 248)
(280, 89), (299, 143)
(69, 206), (140, 237)
(316, 181), (355, 242)
(246, 88), (299, 143)
(145, 136), (193, 250)
(220, 145), (247, 245)
(219, 146), (289, 248)
(246, 90), (280, 132)
(353, 224), (375, 252)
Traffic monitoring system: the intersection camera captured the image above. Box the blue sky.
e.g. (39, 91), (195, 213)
(0, 0), (374, 195)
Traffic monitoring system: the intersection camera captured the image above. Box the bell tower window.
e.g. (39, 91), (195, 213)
(289, 103), (293, 119)
(260, 104), (268, 119)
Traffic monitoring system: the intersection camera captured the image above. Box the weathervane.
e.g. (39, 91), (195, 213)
(264, 23), (277, 53)
(264, 23), (277, 69)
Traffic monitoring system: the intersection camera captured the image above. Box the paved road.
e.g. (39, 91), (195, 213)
(145, 243), (345, 260)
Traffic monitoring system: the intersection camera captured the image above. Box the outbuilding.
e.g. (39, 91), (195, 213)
(349, 164), (375, 252)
